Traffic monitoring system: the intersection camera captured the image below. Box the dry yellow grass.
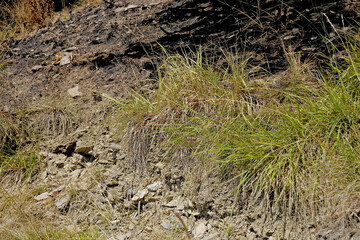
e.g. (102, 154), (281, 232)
(0, 0), (104, 37)
(5, 0), (54, 27)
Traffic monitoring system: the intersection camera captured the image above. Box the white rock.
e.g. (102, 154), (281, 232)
(146, 181), (161, 192)
(131, 189), (148, 202)
(125, 4), (138, 11)
(38, 151), (49, 158)
(55, 194), (71, 209)
(107, 143), (122, 150)
(31, 65), (42, 72)
(160, 221), (171, 230)
(129, 223), (134, 230)
(115, 233), (125, 240)
(34, 192), (50, 201)
(65, 46), (77, 52)
(165, 199), (180, 208)
(194, 221), (207, 238)
(59, 54), (71, 66)
(201, 233), (220, 240)
(67, 86), (83, 98)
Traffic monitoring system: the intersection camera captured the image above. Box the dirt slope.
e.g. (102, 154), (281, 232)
(1, 0), (360, 239)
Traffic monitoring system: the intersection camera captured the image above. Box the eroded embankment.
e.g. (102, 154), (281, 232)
(0, 0), (360, 239)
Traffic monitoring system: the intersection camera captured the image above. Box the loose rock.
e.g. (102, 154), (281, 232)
(55, 194), (71, 209)
(131, 189), (148, 203)
(194, 221), (207, 238)
(34, 192), (50, 201)
(67, 86), (83, 98)
(146, 181), (161, 192)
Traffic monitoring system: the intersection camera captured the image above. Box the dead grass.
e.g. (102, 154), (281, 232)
(0, 0), (104, 38)
(30, 107), (76, 138)
(0, 0), (54, 36)
(0, 185), (105, 240)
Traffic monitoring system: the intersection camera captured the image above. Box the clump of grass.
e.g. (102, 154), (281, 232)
(30, 107), (76, 138)
(0, 0), (54, 35)
(0, 110), (42, 180)
(113, 43), (360, 218)
(0, 0), (103, 38)
(0, 148), (40, 181)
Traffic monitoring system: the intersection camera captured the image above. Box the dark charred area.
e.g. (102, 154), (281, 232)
(1, 0), (359, 111)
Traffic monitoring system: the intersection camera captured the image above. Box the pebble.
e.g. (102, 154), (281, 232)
(67, 86), (83, 98)
(115, 234), (125, 240)
(146, 181), (161, 192)
(160, 221), (171, 230)
(74, 141), (93, 154)
(194, 221), (207, 237)
(34, 192), (50, 201)
(131, 189), (148, 202)
(59, 54), (71, 66)
(201, 233), (220, 240)
(31, 65), (42, 72)
(55, 194), (71, 209)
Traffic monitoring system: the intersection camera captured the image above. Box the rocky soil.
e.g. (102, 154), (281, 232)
(1, 0), (360, 239)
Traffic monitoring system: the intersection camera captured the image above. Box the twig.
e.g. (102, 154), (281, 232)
(174, 211), (191, 240)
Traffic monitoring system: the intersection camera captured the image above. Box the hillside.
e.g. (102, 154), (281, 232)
(1, 0), (360, 239)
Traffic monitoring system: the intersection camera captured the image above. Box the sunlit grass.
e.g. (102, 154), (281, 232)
(111, 42), (360, 216)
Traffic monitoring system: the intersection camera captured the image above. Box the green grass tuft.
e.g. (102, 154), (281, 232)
(113, 39), (360, 216)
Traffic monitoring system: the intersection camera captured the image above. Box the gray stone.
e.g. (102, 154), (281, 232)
(98, 159), (114, 165)
(74, 141), (93, 154)
(165, 199), (184, 209)
(107, 143), (122, 150)
(194, 221), (207, 238)
(31, 65), (42, 72)
(131, 189), (148, 202)
(34, 192), (50, 201)
(146, 181), (161, 192)
(55, 194), (71, 209)
(115, 233), (125, 240)
(160, 221), (171, 230)
(67, 86), (83, 98)
(201, 233), (220, 240)
(59, 54), (71, 66)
